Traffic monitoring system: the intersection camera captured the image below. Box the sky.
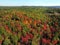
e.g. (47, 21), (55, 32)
(0, 0), (60, 6)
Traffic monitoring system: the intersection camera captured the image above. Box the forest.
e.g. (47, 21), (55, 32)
(0, 7), (60, 45)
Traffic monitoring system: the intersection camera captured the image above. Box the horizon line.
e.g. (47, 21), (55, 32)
(0, 5), (60, 6)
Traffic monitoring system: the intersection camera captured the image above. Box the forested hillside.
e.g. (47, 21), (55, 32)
(0, 7), (60, 45)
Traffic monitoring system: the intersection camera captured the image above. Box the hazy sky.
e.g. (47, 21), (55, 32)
(0, 0), (60, 6)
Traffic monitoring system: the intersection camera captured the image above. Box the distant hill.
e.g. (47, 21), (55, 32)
(0, 6), (60, 8)
(43, 6), (60, 8)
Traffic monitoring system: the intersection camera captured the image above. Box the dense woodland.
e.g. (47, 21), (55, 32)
(0, 7), (60, 45)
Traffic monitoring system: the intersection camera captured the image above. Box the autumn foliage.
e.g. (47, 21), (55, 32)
(0, 7), (60, 45)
